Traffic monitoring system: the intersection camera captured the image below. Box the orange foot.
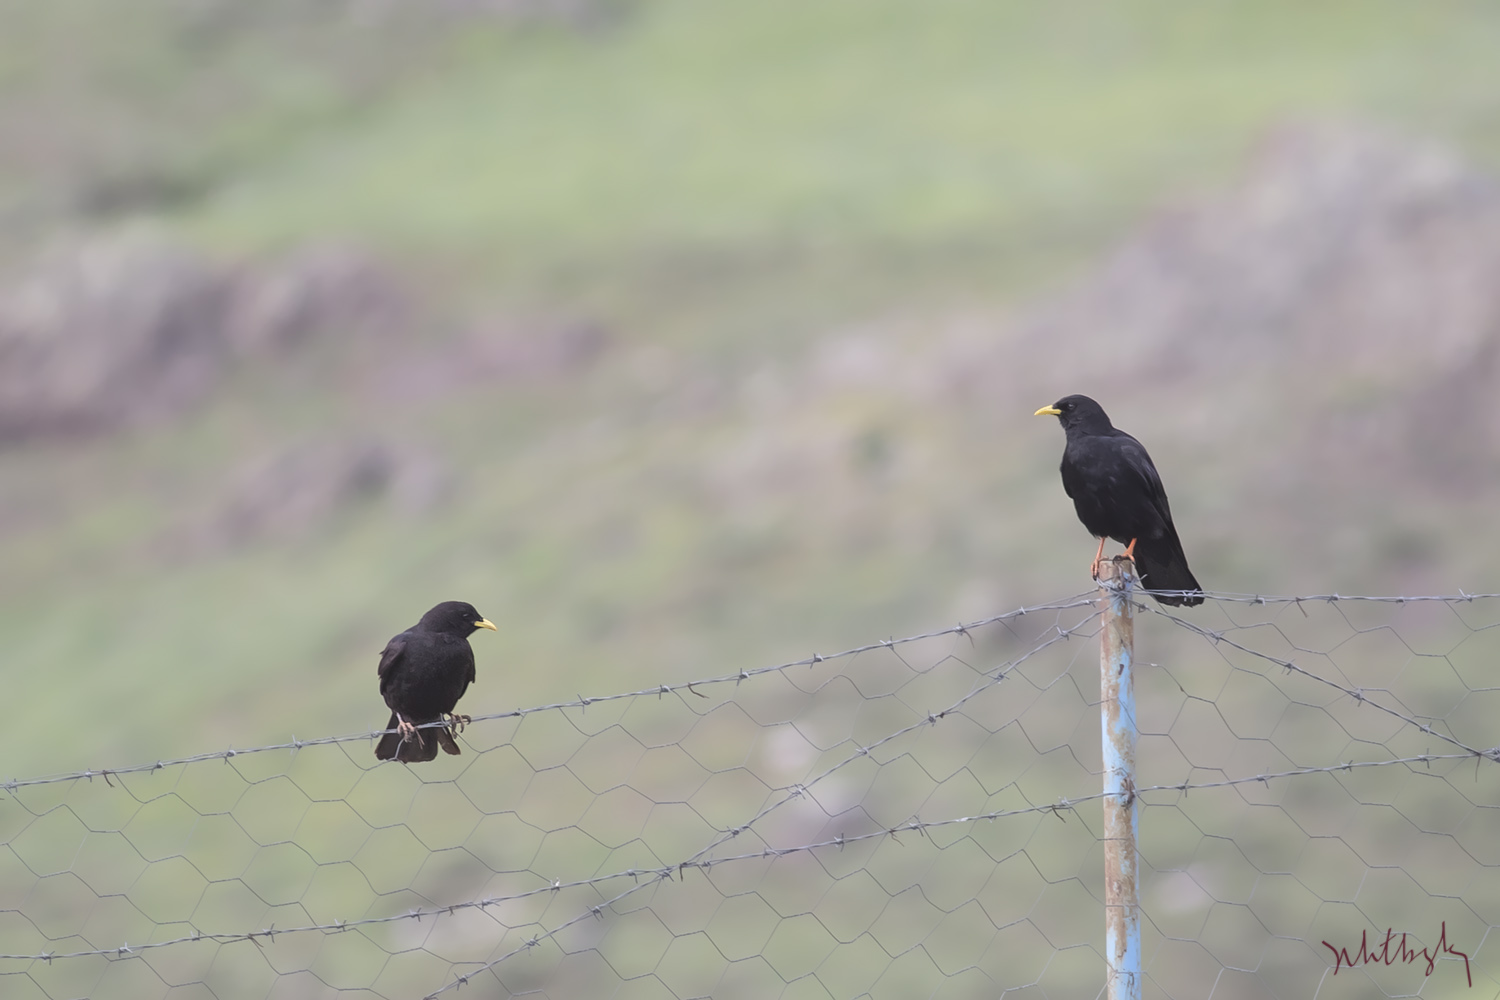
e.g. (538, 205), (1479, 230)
(1122, 538), (1137, 563)
(1090, 537), (1107, 580)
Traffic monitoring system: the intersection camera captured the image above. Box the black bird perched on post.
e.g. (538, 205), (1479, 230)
(1035, 394), (1204, 606)
(374, 601), (497, 762)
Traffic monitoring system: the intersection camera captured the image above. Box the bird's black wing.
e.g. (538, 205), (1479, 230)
(1116, 434), (1175, 528)
(1057, 440), (1099, 504)
(376, 634), (408, 698)
(1117, 433), (1203, 604)
(444, 641), (476, 707)
(1058, 456), (1081, 502)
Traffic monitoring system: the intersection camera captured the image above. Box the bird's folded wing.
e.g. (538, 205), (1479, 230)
(377, 635), (408, 688)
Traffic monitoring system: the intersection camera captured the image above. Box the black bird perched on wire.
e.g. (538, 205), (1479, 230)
(1035, 394), (1204, 606)
(374, 601), (497, 762)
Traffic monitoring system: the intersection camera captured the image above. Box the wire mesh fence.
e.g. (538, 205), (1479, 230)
(2, 589), (1497, 998)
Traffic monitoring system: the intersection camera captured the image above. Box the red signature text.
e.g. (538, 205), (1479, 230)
(1322, 922), (1471, 987)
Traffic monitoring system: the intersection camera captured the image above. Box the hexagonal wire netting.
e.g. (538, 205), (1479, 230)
(2, 590), (1497, 999)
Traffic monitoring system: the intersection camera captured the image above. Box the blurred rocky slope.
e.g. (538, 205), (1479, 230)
(1004, 122), (1500, 587)
(1015, 122), (1500, 479)
(1, 122), (1495, 582)
(639, 122), (1500, 596)
(0, 239), (402, 441)
(0, 235), (606, 551)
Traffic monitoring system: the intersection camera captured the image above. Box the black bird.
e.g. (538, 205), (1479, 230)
(1035, 395), (1203, 606)
(374, 601), (497, 762)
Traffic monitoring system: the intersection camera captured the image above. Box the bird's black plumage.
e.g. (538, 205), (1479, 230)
(1035, 395), (1203, 606)
(374, 601), (497, 762)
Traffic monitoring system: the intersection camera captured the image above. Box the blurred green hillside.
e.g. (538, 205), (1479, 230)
(1, 0), (1498, 781)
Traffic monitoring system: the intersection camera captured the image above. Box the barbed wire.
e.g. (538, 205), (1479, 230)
(424, 750), (1500, 999)
(3, 595), (1102, 794)
(3, 588), (1497, 999)
(1156, 590), (1500, 605)
(3, 748), (1479, 968)
(428, 588), (1500, 999)
(8, 590), (1493, 795)
(1144, 601), (1500, 760)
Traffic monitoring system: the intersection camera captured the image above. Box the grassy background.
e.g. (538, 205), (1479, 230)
(0, 0), (1495, 772)
(1, 1), (1498, 996)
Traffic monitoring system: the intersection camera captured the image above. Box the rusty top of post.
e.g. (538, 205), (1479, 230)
(1097, 555), (1137, 594)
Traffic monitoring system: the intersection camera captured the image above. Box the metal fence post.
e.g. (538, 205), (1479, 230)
(1099, 556), (1141, 1000)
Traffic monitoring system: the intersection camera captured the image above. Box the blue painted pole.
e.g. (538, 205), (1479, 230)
(1099, 556), (1141, 1000)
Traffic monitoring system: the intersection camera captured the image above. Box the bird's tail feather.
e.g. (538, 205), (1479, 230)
(1134, 539), (1204, 607)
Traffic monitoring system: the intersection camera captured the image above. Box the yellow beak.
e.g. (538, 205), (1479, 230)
(474, 619), (498, 631)
(1034, 405), (1062, 417)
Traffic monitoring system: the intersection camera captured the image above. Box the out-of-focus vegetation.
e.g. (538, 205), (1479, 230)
(4, 7), (1500, 995)
(2, 0), (1496, 774)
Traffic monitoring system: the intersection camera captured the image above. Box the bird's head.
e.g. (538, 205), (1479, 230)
(419, 601), (498, 637)
(1034, 394), (1114, 433)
